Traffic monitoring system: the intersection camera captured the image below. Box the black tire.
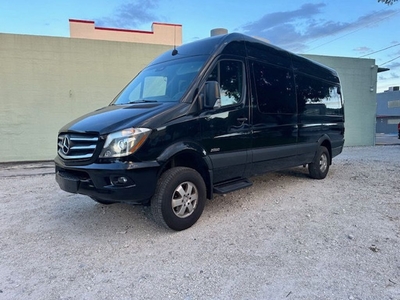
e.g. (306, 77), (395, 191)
(151, 167), (206, 231)
(308, 146), (330, 179)
(90, 197), (117, 205)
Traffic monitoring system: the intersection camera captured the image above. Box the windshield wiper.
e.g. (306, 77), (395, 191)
(128, 99), (158, 103)
(111, 100), (158, 106)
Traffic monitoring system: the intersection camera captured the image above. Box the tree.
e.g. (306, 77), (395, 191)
(378, 0), (398, 4)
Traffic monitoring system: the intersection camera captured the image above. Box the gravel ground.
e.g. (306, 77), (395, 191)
(0, 146), (399, 300)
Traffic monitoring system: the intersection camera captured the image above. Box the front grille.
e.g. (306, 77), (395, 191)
(58, 133), (99, 160)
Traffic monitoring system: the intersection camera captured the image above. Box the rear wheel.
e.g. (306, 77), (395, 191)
(151, 167), (206, 231)
(308, 146), (330, 179)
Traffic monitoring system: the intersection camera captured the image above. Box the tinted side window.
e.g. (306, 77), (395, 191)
(221, 41), (246, 56)
(246, 42), (291, 68)
(209, 60), (244, 106)
(252, 62), (296, 114)
(296, 74), (343, 116)
(292, 55), (339, 83)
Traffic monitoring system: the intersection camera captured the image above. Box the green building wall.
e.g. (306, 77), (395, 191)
(0, 33), (377, 162)
(0, 33), (171, 162)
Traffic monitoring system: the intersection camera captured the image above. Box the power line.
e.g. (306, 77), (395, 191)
(359, 42), (400, 58)
(380, 54), (400, 66)
(307, 9), (400, 52)
(308, 27), (366, 51)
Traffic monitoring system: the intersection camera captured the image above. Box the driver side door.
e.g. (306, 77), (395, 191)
(200, 59), (251, 184)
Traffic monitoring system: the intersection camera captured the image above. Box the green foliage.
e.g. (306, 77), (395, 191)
(378, 0), (398, 4)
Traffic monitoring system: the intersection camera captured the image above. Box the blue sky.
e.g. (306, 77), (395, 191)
(1, 0), (400, 92)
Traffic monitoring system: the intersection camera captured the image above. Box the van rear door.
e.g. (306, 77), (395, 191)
(296, 74), (344, 161)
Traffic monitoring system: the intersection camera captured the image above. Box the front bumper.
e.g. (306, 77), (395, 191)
(54, 156), (160, 204)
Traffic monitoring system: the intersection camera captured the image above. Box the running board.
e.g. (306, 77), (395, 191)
(213, 178), (253, 194)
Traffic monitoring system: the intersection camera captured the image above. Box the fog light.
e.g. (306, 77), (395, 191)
(118, 177), (128, 184)
(111, 176), (129, 186)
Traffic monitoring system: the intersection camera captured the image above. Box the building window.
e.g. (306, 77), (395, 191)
(388, 100), (400, 108)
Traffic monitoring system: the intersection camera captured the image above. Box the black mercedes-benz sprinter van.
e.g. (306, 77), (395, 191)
(55, 33), (344, 231)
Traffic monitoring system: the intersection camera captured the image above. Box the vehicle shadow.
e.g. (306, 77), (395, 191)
(53, 194), (170, 236)
(52, 166), (317, 235)
(203, 166), (312, 217)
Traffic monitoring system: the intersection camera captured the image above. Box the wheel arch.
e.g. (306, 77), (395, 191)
(157, 142), (213, 199)
(318, 135), (332, 165)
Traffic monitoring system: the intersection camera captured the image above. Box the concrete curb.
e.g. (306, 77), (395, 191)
(0, 161), (55, 177)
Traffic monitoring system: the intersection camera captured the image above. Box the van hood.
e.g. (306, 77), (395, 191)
(60, 102), (185, 135)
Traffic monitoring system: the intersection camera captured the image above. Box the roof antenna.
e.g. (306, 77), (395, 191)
(172, 25), (178, 56)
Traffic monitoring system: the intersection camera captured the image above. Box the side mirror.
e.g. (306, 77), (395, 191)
(203, 81), (221, 109)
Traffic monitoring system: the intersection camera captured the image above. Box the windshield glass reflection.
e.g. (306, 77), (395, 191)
(113, 57), (207, 105)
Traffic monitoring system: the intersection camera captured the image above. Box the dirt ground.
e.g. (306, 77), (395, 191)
(0, 146), (399, 300)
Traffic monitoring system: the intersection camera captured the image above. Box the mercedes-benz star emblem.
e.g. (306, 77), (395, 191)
(61, 135), (71, 155)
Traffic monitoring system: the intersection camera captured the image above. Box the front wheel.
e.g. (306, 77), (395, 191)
(308, 146), (330, 179)
(151, 167), (206, 231)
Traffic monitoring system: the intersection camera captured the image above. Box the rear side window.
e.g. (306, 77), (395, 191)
(208, 60), (244, 106)
(252, 62), (296, 114)
(296, 74), (343, 116)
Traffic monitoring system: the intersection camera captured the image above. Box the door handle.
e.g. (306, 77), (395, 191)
(237, 117), (248, 122)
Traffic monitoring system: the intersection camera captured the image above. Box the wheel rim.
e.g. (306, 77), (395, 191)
(319, 153), (328, 173)
(171, 181), (198, 218)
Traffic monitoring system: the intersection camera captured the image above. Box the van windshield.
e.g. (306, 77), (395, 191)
(113, 56), (207, 105)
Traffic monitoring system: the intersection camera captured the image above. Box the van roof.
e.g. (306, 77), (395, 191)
(150, 33), (279, 62)
(149, 33), (339, 82)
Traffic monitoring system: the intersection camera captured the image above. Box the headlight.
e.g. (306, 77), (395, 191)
(99, 128), (151, 158)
